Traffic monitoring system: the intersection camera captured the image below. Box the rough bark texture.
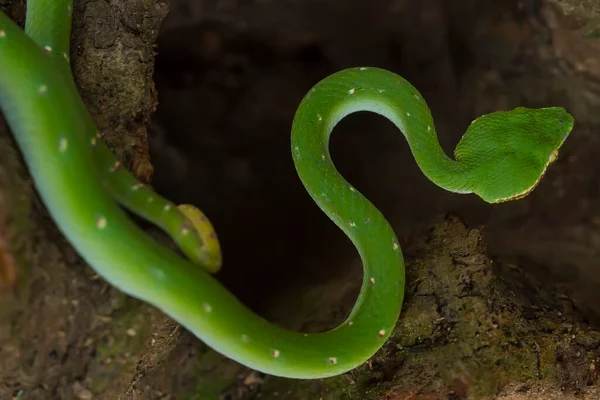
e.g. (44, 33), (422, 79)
(549, 0), (600, 36)
(0, 0), (170, 398)
(226, 215), (600, 399)
(1, 0), (600, 399)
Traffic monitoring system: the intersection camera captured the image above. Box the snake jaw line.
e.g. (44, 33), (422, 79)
(490, 151), (559, 204)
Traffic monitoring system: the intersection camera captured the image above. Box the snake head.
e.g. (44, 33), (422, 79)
(455, 106), (574, 203)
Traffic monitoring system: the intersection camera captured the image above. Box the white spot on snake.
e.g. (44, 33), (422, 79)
(378, 329), (386, 337)
(329, 357), (338, 364)
(349, 186), (356, 192)
(370, 277), (375, 285)
(406, 112), (411, 117)
(38, 85), (48, 94)
(147, 196), (154, 203)
(241, 334), (250, 343)
(303, 333), (309, 337)
(180, 227), (190, 236)
(110, 161), (120, 172)
(44, 45), (52, 52)
(91, 136), (97, 146)
(348, 321), (354, 326)
(163, 204), (172, 212)
(317, 113), (322, 121)
(321, 154), (326, 160)
(58, 137), (68, 152)
(202, 303), (212, 313)
(427, 125), (431, 132)
(62, 52), (69, 61)
(0, 30), (6, 38)
(349, 221), (356, 228)
(348, 88), (356, 94)
(357, 67), (367, 71)
(378, 89), (385, 93)
(393, 241), (399, 250)
(271, 349), (280, 358)
(131, 183), (144, 191)
(149, 265), (165, 280)
(96, 216), (107, 230)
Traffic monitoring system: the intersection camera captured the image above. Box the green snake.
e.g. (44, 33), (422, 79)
(0, 1), (574, 379)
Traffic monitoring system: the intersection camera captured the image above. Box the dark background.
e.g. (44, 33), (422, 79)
(150, 0), (600, 324)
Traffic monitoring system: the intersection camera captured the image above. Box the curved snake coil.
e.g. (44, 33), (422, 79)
(0, 1), (573, 379)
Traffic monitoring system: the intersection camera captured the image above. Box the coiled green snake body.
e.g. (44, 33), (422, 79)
(0, 1), (574, 379)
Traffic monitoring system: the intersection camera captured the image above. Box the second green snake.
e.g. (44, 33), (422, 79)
(0, 2), (574, 379)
